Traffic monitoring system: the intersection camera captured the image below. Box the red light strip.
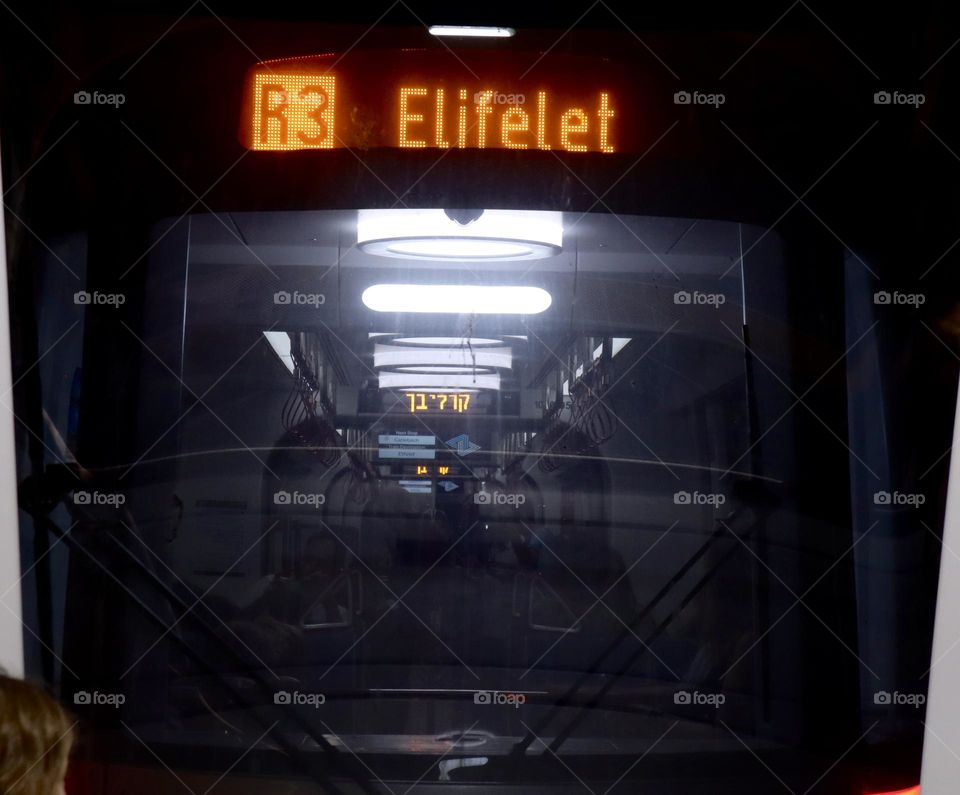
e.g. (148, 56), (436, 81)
(865, 786), (920, 795)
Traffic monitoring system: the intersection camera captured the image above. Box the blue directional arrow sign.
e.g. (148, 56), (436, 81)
(438, 480), (460, 492)
(445, 433), (481, 456)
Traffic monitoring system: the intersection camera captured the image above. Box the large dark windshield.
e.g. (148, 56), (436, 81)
(6, 206), (937, 793)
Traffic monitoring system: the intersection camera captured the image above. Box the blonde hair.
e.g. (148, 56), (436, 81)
(0, 675), (74, 795)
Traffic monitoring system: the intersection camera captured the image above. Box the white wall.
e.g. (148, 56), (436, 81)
(921, 375), (960, 792)
(0, 142), (25, 676)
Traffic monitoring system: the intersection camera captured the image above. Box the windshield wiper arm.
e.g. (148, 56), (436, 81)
(33, 513), (380, 795)
(511, 515), (753, 758)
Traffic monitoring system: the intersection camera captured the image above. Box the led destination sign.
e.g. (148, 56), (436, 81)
(241, 51), (631, 154)
(405, 392), (472, 413)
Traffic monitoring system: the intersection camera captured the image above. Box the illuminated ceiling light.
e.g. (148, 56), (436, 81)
(392, 337), (502, 346)
(357, 209), (562, 260)
(373, 343), (512, 369)
(387, 239), (535, 258)
(362, 284), (552, 315)
(401, 387), (480, 393)
(379, 372), (501, 390)
(428, 25), (515, 38)
(395, 366), (494, 374)
(593, 337), (632, 361)
(263, 331), (294, 374)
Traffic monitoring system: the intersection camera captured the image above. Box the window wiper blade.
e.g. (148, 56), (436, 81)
(549, 536), (748, 754)
(511, 497), (772, 758)
(32, 513), (380, 795)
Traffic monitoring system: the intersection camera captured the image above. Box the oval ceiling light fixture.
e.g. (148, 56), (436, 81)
(399, 387), (481, 393)
(373, 343), (512, 369)
(391, 336), (503, 346)
(357, 209), (562, 261)
(394, 366), (494, 374)
(379, 372), (501, 390)
(428, 25), (515, 38)
(362, 284), (552, 315)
